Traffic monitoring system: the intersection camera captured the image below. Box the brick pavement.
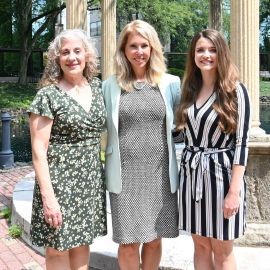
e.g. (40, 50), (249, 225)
(0, 165), (45, 270)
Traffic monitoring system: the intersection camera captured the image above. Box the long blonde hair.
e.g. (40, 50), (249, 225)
(114, 20), (166, 91)
(38, 29), (98, 88)
(176, 29), (239, 134)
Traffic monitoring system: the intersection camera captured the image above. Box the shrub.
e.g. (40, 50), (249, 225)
(167, 67), (184, 79)
(8, 224), (23, 238)
(0, 208), (11, 220)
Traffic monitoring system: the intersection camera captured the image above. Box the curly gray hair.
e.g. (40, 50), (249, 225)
(38, 29), (98, 88)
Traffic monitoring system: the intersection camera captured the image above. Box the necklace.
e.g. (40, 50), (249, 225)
(133, 81), (147, 90)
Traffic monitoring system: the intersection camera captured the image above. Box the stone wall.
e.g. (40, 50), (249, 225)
(236, 139), (270, 246)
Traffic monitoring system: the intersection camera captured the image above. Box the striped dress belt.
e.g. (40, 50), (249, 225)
(185, 146), (231, 202)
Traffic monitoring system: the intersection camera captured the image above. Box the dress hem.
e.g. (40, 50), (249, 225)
(31, 231), (108, 252)
(113, 232), (179, 245)
(178, 228), (245, 241)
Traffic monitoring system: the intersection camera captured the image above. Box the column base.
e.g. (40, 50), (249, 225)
(250, 126), (266, 138)
(0, 153), (14, 169)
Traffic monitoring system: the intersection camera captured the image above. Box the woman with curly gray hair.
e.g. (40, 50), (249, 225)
(28, 29), (107, 270)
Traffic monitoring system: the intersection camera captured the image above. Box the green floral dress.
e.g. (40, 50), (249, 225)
(28, 77), (107, 251)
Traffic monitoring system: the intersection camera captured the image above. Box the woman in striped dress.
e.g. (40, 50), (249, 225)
(176, 29), (250, 269)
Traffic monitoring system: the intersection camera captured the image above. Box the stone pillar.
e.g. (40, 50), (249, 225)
(101, 0), (116, 80)
(230, 1), (270, 246)
(230, 0), (265, 136)
(66, 0), (87, 30)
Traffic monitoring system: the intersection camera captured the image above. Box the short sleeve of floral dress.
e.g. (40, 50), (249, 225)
(27, 77), (107, 251)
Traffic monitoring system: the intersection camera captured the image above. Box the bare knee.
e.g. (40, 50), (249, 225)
(143, 239), (161, 251)
(46, 247), (68, 259)
(212, 240), (234, 264)
(192, 235), (212, 256)
(119, 243), (140, 256)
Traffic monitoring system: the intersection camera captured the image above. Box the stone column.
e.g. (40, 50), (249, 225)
(101, 0), (116, 80)
(231, 1), (270, 247)
(66, 0), (87, 30)
(230, 0), (265, 136)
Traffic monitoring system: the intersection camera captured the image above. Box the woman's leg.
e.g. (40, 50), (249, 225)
(118, 243), (141, 270)
(46, 247), (70, 270)
(211, 238), (236, 270)
(192, 234), (214, 270)
(69, 245), (90, 270)
(141, 238), (162, 270)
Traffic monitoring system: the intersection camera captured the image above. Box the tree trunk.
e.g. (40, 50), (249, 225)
(18, 38), (32, 85)
(17, 0), (32, 85)
(15, 1), (65, 84)
(209, 0), (222, 31)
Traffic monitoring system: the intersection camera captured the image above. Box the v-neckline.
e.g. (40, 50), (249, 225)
(195, 91), (215, 111)
(56, 85), (93, 114)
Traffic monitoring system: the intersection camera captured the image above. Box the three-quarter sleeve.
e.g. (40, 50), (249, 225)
(233, 83), (251, 166)
(27, 87), (55, 119)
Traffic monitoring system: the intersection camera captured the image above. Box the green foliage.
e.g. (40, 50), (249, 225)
(0, 208), (12, 220)
(0, 83), (37, 109)
(260, 0), (270, 52)
(8, 224), (23, 238)
(0, 0), (13, 47)
(260, 81), (270, 96)
(167, 67), (184, 79)
(222, 0), (230, 42)
(116, 0), (209, 53)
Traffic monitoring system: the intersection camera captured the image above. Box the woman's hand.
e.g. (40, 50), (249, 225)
(42, 195), (63, 229)
(29, 114), (62, 228)
(223, 191), (240, 219)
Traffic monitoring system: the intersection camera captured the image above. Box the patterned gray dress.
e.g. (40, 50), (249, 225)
(28, 77), (107, 251)
(110, 83), (178, 244)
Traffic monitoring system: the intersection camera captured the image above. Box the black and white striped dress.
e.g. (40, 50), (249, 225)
(179, 82), (250, 240)
(110, 83), (179, 244)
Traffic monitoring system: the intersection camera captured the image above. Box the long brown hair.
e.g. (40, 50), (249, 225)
(176, 29), (239, 134)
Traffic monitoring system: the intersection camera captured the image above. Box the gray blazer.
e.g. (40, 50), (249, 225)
(102, 74), (181, 194)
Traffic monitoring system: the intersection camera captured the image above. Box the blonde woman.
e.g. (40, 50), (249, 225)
(176, 29), (250, 269)
(28, 29), (107, 270)
(102, 20), (181, 270)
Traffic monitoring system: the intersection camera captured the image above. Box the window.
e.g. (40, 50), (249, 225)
(90, 21), (101, 37)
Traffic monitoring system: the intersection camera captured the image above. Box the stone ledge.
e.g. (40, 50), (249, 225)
(248, 140), (270, 154)
(236, 224), (270, 247)
(11, 172), (44, 256)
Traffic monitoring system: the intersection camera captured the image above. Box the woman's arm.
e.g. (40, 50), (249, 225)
(223, 83), (251, 219)
(29, 113), (62, 228)
(223, 164), (246, 219)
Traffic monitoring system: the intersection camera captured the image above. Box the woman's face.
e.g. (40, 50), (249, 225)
(194, 37), (217, 74)
(124, 33), (151, 75)
(59, 37), (87, 78)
